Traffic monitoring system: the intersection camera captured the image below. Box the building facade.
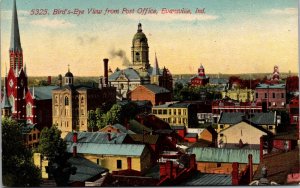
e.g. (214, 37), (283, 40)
(190, 64), (209, 87)
(222, 89), (254, 102)
(255, 84), (286, 110)
(52, 65), (116, 137)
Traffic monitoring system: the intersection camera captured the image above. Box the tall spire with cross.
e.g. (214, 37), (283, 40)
(9, 0), (23, 71)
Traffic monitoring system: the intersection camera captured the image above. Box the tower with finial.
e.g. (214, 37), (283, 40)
(5, 0), (28, 119)
(131, 23), (150, 71)
(64, 65), (74, 85)
(150, 52), (160, 85)
(272, 65), (280, 82)
(190, 64), (209, 86)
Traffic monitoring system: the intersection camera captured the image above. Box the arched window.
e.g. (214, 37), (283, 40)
(135, 52), (140, 61)
(65, 96), (69, 106)
(81, 96), (84, 104)
(26, 103), (32, 117)
(9, 95), (14, 112)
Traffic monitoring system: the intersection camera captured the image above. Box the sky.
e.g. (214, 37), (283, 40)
(0, 0), (298, 76)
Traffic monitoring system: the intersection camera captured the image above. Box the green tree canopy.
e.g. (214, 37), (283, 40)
(2, 118), (41, 187)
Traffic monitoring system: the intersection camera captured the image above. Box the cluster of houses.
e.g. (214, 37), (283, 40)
(2, 1), (299, 186)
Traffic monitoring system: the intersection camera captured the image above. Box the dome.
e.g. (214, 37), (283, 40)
(132, 23), (148, 44)
(65, 71), (73, 77)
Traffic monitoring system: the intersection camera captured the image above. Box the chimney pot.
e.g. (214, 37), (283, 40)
(248, 154), (253, 182)
(73, 132), (78, 143)
(127, 157), (132, 170)
(103, 58), (109, 87)
(107, 133), (111, 141)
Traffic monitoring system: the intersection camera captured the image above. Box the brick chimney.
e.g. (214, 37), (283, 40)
(189, 154), (197, 170)
(107, 131), (112, 141)
(73, 145), (77, 157)
(259, 136), (264, 162)
(248, 154), (253, 183)
(73, 132), (78, 143)
(103, 58), (109, 87)
(166, 161), (173, 180)
(127, 157), (132, 170)
(232, 162), (239, 185)
(47, 76), (51, 85)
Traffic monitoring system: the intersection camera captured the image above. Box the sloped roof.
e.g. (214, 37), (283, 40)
(141, 84), (170, 94)
(218, 112), (244, 124)
(108, 68), (141, 81)
(29, 86), (59, 100)
(129, 134), (159, 144)
(68, 156), (108, 183)
(256, 83), (286, 89)
(185, 133), (198, 138)
(64, 132), (128, 144)
(112, 124), (136, 134)
(66, 143), (146, 156)
(188, 147), (260, 164)
(128, 119), (152, 134)
(219, 112), (276, 125)
(249, 112), (276, 125)
(10, 0), (22, 51)
(209, 78), (228, 85)
(180, 172), (232, 186)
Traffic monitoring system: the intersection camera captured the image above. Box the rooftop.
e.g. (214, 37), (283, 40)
(256, 83), (286, 89)
(66, 143), (146, 156)
(64, 132), (128, 144)
(188, 147), (260, 164)
(141, 84), (170, 94)
(29, 86), (59, 100)
(180, 172), (232, 186)
(68, 156), (108, 183)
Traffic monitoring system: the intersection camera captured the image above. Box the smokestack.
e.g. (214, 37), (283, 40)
(103, 58), (109, 87)
(248, 154), (253, 183)
(47, 76), (51, 85)
(232, 162), (239, 185)
(73, 146), (77, 157)
(127, 157), (132, 170)
(73, 132), (78, 143)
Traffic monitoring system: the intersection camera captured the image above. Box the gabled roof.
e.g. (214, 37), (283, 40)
(218, 112), (244, 124)
(129, 134), (159, 144)
(180, 172), (232, 186)
(218, 112), (276, 125)
(68, 156), (108, 183)
(128, 119), (152, 134)
(141, 84), (170, 94)
(108, 68), (141, 82)
(112, 124), (136, 134)
(29, 86), (59, 100)
(188, 147), (260, 164)
(64, 132), (128, 144)
(66, 143), (146, 156)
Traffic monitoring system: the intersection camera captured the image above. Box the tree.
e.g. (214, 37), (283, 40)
(87, 110), (97, 132)
(38, 126), (66, 161)
(102, 104), (122, 125)
(38, 126), (76, 186)
(2, 118), (41, 187)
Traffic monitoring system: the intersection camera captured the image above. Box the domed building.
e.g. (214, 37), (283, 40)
(108, 23), (173, 100)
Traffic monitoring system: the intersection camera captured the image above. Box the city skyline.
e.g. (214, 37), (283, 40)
(0, 0), (298, 76)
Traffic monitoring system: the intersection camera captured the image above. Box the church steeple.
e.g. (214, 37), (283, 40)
(152, 52), (160, 76)
(9, 0), (23, 71)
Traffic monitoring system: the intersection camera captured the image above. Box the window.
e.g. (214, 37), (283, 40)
(174, 110), (176, 115)
(220, 124), (224, 129)
(178, 109), (181, 115)
(65, 96), (69, 106)
(81, 96), (84, 104)
(29, 135), (32, 141)
(97, 159), (100, 165)
(26, 103), (32, 117)
(217, 163), (221, 167)
(158, 109), (162, 114)
(272, 93), (275, 98)
(281, 93), (284, 98)
(135, 52), (140, 61)
(268, 126), (273, 130)
(55, 96), (58, 104)
(117, 160), (122, 169)
(273, 102), (276, 106)
(265, 93), (267, 98)
(163, 110), (167, 114)
(33, 134), (36, 140)
(153, 109), (157, 114)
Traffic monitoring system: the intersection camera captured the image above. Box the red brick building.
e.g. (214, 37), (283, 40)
(129, 84), (171, 106)
(254, 83), (286, 110)
(190, 64), (209, 87)
(288, 96), (299, 125)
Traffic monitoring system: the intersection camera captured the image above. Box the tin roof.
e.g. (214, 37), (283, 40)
(108, 68), (141, 81)
(68, 156), (108, 183)
(66, 143), (145, 156)
(256, 83), (286, 89)
(29, 86), (59, 100)
(219, 112), (276, 125)
(141, 84), (170, 94)
(64, 132), (128, 144)
(180, 172), (232, 186)
(188, 147), (260, 164)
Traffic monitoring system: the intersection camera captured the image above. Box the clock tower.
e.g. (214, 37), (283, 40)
(5, 0), (28, 119)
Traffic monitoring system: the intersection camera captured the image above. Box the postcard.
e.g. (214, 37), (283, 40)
(1, 0), (299, 187)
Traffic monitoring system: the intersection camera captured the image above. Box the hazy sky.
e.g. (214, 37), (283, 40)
(0, 0), (298, 76)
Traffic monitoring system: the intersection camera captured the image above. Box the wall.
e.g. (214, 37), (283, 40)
(197, 162), (258, 175)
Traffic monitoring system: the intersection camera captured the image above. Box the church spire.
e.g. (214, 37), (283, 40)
(137, 22), (142, 32)
(152, 52), (160, 75)
(10, 0), (22, 52)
